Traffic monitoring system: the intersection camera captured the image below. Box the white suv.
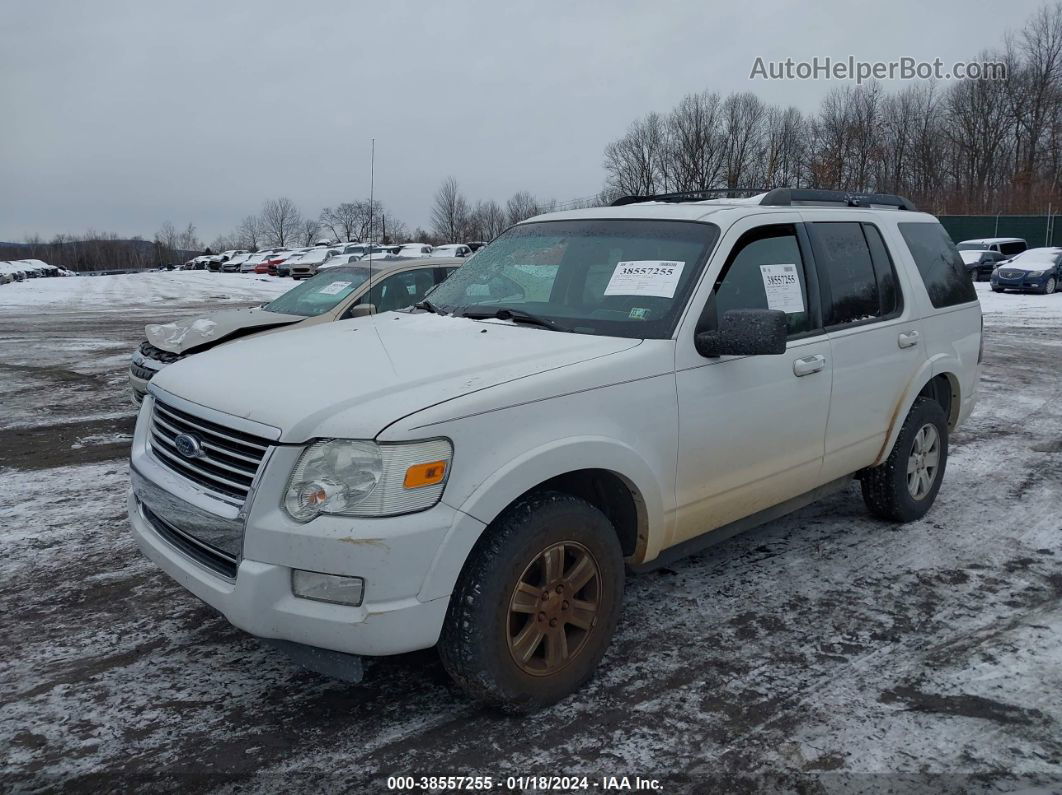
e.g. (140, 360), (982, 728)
(127, 188), (981, 710)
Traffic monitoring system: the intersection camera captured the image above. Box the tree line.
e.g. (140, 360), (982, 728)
(428, 177), (568, 242)
(601, 3), (1062, 214)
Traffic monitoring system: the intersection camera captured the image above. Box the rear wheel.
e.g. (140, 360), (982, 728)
(861, 397), (949, 522)
(438, 491), (625, 711)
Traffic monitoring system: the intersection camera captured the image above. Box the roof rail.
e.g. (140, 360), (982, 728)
(610, 188), (767, 207)
(758, 188), (917, 211)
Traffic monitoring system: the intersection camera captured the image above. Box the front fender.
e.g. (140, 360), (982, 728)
(417, 436), (668, 601)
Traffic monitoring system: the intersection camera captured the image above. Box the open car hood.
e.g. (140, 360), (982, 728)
(145, 307), (304, 354)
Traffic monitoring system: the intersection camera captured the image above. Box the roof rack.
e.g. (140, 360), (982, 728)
(759, 188), (916, 211)
(609, 187), (917, 211)
(610, 188), (767, 207)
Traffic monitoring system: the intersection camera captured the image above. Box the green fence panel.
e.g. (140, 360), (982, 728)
(938, 215), (1058, 248)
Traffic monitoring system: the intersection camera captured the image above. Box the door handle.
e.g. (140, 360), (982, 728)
(898, 331), (920, 349)
(793, 354), (826, 377)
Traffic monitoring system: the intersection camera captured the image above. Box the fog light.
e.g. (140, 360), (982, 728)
(292, 570), (364, 606)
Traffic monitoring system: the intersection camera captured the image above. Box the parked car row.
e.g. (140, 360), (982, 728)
(182, 240), (480, 281)
(956, 237), (1062, 294)
(0, 259), (75, 284)
(988, 247), (1062, 294)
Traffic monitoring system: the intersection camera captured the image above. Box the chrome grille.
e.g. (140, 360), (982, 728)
(999, 269), (1024, 279)
(149, 398), (270, 501)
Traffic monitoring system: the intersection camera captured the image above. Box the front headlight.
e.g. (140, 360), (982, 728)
(284, 438), (452, 521)
(1026, 270), (1047, 277)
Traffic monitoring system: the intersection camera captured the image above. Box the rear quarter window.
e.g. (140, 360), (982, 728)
(897, 222), (977, 308)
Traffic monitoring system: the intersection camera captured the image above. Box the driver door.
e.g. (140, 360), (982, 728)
(672, 217), (832, 545)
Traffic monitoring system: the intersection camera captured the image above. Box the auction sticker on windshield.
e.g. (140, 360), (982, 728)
(318, 281), (352, 295)
(759, 263), (804, 313)
(604, 260), (685, 298)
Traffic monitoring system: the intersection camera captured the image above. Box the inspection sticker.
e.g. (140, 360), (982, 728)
(604, 260), (685, 298)
(318, 281), (352, 295)
(759, 264), (804, 313)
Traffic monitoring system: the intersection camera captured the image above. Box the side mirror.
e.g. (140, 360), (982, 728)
(695, 309), (788, 358)
(348, 303), (375, 318)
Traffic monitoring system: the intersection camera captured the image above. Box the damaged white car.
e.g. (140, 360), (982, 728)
(128, 258), (462, 402)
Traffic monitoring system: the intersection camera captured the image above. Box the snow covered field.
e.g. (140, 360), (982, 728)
(1, 272), (1061, 791)
(0, 270), (290, 312)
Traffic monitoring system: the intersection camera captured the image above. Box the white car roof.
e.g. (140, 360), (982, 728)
(1014, 246), (1061, 255)
(526, 201), (940, 228)
(958, 237), (1025, 245)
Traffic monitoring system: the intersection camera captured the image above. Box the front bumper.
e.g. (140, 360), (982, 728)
(991, 273), (1048, 291)
(128, 354), (167, 404)
(127, 395), (477, 657)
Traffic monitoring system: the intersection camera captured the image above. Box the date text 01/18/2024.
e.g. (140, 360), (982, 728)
(385, 775), (663, 791)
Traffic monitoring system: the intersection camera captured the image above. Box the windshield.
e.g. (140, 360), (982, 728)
(1011, 249), (1056, 261)
(424, 219), (720, 339)
(262, 267), (370, 317)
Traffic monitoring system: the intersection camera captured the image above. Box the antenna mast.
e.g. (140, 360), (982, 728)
(367, 138), (375, 293)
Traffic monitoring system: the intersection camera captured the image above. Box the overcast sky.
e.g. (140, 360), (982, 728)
(0, 0), (1047, 243)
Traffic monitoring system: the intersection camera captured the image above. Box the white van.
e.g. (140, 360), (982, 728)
(128, 188), (981, 710)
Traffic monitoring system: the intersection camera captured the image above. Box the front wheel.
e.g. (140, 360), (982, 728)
(861, 397), (949, 522)
(438, 491), (625, 711)
(1042, 277), (1057, 295)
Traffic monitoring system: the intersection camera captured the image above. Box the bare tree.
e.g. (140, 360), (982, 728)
(299, 218), (321, 246)
(236, 215), (263, 250)
(602, 112), (671, 197)
(320, 203), (360, 242)
(721, 92), (766, 189)
(177, 222), (202, 252)
(431, 177), (469, 242)
(667, 91), (725, 191)
(259, 197), (303, 248)
(470, 199), (507, 240)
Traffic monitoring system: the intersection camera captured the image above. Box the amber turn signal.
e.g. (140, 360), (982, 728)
(403, 460), (448, 489)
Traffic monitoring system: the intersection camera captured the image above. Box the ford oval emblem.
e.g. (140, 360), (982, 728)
(173, 433), (204, 459)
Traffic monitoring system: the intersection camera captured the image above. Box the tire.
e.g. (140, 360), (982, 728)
(438, 491), (625, 712)
(861, 397), (949, 523)
(1042, 277), (1057, 295)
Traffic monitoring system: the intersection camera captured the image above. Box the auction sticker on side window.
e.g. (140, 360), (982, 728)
(604, 260), (685, 298)
(318, 281), (352, 295)
(759, 264), (804, 313)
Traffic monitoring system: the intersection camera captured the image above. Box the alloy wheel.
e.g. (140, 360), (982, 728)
(507, 541), (601, 676)
(907, 423), (941, 500)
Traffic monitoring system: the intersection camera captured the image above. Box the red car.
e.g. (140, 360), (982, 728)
(261, 252), (291, 276)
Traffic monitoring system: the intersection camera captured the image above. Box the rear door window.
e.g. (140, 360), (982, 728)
(1000, 241), (1027, 256)
(808, 222), (899, 326)
(897, 222), (977, 308)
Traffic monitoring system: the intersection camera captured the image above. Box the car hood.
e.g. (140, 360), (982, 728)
(145, 307), (305, 354)
(999, 262), (1052, 273)
(150, 312), (642, 441)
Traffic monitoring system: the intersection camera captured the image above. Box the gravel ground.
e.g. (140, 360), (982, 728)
(0, 275), (1060, 793)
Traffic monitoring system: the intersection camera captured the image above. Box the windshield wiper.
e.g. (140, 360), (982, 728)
(460, 307), (570, 332)
(413, 299), (448, 315)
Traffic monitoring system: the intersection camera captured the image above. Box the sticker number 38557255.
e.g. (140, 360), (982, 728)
(759, 263), (805, 314)
(604, 260), (686, 298)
